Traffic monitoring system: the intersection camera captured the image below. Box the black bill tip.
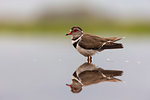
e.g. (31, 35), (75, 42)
(66, 84), (69, 86)
(66, 34), (68, 36)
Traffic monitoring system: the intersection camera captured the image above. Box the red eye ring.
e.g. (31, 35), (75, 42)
(74, 88), (78, 90)
(74, 30), (77, 32)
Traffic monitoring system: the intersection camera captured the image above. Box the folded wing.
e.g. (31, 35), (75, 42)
(79, 34), (123, 50)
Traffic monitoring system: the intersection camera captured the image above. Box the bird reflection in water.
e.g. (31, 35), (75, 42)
(66, 62), (123, 93)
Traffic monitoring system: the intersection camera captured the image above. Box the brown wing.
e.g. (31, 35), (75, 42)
(79, 34), (107, 50)
(79, 34), (122, 50)
(79, 70), (104, 85)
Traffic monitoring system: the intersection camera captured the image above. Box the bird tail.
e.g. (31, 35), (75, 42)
(107, 78), (122, 82)
(105, 37), (122, 42)
(101, 70), (123, 77)
(101, 70), (123, 82)
(101, 42), (123, 49)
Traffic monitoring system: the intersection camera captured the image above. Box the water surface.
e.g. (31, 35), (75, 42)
(0, 37), (149, 100)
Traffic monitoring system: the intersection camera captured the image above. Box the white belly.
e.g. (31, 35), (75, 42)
(76, 44), (97, 57)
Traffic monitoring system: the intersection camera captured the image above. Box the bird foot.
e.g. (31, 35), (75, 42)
(90, 56), (92, 63)
(87, 56), (90, 63)
(87, 56), (92, 63)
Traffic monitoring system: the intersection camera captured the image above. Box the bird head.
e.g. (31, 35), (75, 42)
(66, 26), (83, 36)
(66, 83), (82, 93)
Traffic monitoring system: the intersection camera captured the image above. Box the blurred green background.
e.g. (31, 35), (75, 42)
(0, 0), (150, 37)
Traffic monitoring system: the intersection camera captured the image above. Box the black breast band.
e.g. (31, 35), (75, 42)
(73, 40), (80, 48)
(73, 71), (79, 80)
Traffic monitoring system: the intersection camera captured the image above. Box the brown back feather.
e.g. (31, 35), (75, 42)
(79, 34), (108, 50)
(79, 70), (104, 85)
(79, 34), (123, 50)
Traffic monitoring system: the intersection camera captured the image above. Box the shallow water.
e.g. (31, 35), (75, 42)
(0, 37), (150, 100)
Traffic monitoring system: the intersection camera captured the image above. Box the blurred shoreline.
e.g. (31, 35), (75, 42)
(0, 0), (150, 36)
(0, 20), (150, 36)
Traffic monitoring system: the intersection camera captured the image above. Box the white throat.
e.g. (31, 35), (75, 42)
(72, 75), (84, 86)
(72, 34), (83, 44)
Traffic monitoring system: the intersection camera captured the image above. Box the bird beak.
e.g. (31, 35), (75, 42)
(66, 84), (71, 87)
(66, 32), (71, 36)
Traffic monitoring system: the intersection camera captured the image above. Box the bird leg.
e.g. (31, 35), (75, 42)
(90, 56), (92, 63)
(87, 56), (90, 63)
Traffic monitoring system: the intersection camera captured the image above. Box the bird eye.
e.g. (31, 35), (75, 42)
(74, 30), (78, 32)
(73, 88), (78, 90)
